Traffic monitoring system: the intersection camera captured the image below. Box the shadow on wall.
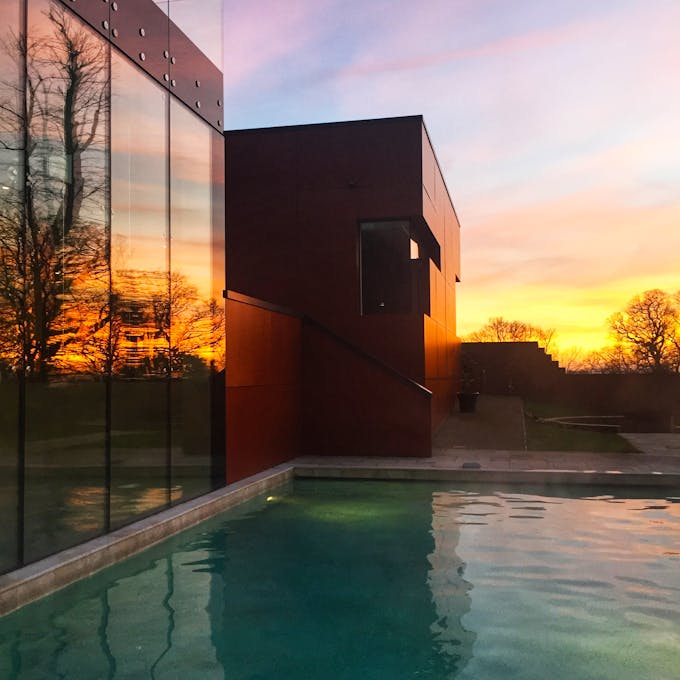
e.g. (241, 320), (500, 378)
(461, 342), (680, 433)
(225, 294), (433, 483)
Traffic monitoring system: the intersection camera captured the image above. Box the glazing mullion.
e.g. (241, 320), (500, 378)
(104, 20), (112, 535)
(166, 88), (172, 509)
(17, 0), (28, 570)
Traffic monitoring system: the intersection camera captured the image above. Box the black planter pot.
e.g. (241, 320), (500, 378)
(457, 391), (479, 413)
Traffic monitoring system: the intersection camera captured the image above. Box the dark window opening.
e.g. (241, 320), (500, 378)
(360, 220), (414, 314)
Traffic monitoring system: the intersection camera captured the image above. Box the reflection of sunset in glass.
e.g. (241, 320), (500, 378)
(171, 99), (213, 300)
(0, 0), (225, 574)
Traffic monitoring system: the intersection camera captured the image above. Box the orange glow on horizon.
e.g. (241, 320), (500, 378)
(456, 185), (680, 353)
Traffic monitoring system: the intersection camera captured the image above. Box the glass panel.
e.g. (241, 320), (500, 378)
(154, 0), (223, 69)
(361, 220), (413, 315)
(209, 129), (225, 485)
(0, 0), (22, 573)
(169, 100), (223, 500)
(110, 51), (170, 528)
(23, 0), (109, 562)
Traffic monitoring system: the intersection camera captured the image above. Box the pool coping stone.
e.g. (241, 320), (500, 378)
(293, 464), (680, 486)
(0, 464), (294, 617)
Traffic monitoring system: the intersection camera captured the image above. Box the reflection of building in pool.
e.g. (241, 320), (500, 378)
(0, 485), (474, 676)
(0, 549), (220, 677)
(208, 485), (472, 677)
(428, 492), (476, 672)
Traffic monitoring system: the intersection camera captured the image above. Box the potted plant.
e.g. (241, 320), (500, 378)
(457, 357), (480, 413)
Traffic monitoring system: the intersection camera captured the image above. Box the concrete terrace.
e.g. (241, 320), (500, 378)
(296, 395), (680, 482)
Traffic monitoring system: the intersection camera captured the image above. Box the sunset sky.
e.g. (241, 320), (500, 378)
(221, 0), (680, 352)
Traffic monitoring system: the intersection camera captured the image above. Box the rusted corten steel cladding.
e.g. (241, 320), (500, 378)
(59, 0), (223, 132)
(225, 117), (461, 481)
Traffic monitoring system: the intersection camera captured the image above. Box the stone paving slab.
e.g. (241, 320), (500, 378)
(293, 462), (680, 488)
(621, 433), (680, 456)
(294, 450), (680, 475)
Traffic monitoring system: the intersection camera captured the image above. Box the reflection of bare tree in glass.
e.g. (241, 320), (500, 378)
(112, 269), (168, 377)
(0, 10), (25, 377)
(0, 4), (108, 380)
(167, 273), (224, 376)
(131, 271), (222, 377)
(106, 267), (222, 378)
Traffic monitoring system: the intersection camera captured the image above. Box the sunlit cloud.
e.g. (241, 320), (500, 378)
(223, 0), (680, 351)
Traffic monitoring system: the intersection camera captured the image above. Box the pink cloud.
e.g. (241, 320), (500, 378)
(334, 19), (586, 81)
(223, 1), (333, 90)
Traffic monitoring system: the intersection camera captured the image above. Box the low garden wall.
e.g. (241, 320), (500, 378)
(461, 342), (680, 433)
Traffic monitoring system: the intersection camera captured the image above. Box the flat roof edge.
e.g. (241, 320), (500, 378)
(225, 114), (424, 136)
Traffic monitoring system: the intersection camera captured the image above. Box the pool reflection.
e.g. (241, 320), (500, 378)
(0, 481), (480, 678)
(428, 492), (476, 672)
(6, 482), (678, 678)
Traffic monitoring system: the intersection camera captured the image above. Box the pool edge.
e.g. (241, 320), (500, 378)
(292, 464), (680, 486)
(2, 461), (678, 617)
(0, 464), (294, 617)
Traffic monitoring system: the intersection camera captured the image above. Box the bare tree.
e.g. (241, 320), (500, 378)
(164, 272), (224, 375)
(465, 317), (557, 354)
(607, 289), (680, 373)
(0, 5), (109, 379)
(578, 343), (638, 374)
(551, 345), (587, 373)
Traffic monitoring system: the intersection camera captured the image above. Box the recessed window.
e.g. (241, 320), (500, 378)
(410, 238), (420, 260)
(360, 220), (413, 314)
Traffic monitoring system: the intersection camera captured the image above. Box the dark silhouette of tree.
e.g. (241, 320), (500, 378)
(465, 316), (557, 354)
(159, 272), (224, 375)
(99, 268), (223, 378)
(607, 289), (680, 374)
(0, 5), (109, 379)
(578, 343), (637, 374)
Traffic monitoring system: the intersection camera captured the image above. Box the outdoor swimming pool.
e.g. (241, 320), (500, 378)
(1, 479), (679, 679)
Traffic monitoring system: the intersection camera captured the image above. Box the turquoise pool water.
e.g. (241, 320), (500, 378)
(1, 480), (679, 679)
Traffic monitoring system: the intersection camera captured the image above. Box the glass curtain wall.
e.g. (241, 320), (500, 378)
(0, 0), (22, 572)
(169, 101), (225, 501)
(23, 0), (109, 562)
(0, 0), (225, 575)
(154, 0), (223, 69)
(110, 51), (170, 528)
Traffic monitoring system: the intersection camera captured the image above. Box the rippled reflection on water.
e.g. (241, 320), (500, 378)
(432, 487), (680, 680)
(0, 481), (678, 679)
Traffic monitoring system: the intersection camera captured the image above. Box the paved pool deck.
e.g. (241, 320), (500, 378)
(295, 395), (680, 483)
(293, 445), (680, 483)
